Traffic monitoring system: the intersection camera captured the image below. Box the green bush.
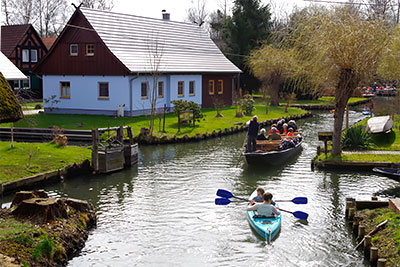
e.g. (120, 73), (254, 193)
(241, 95), (255, 116)
(342, 125), (372, 150)
(32, 235), (56, 261)
(170, 100), (203, 119)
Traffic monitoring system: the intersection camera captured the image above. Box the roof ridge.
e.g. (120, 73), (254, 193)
(80, 7), (199, 27)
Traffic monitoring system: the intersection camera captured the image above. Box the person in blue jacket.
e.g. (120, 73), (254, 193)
(247, 115), (259, 152)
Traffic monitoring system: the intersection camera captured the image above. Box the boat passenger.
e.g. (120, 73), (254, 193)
(288, 120), (297, 132)
(282, 123), (288, 135)
(268, 124), (281, 134)
(257, 129), (267, 140)
(287, 128), (294, 137)
(247, 192), (280, 217)
(276, 120), (284, 134)
(250, 187), (265, 204)
(247, 115), (260, 152)
(267, 127), (282, 140)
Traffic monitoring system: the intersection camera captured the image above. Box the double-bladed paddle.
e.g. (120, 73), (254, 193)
(214, 197), (309, 220)
(216, 189), (308, 204)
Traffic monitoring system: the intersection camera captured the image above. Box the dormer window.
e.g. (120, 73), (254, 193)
(70, 44), (78, 56)
(86, 44), (95, 56)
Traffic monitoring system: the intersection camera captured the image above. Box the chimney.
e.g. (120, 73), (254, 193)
(162, 10), (170, 21)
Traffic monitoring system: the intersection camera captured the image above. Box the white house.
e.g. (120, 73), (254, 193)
(34, 7), (241, 116)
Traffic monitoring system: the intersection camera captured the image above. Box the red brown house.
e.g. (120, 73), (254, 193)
(34, 7), (241, 116)
(1, 24), (48, 96)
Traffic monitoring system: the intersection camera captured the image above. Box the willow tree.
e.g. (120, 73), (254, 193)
(248, 44), (299, 106)
(286, 7), (389, 156)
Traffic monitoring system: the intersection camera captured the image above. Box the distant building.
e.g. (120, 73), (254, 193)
(1, 24), (48, 97)
(33, 7), (241, 116)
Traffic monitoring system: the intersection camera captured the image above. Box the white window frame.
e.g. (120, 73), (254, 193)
(70, 44), (78, 56)
(22, 49), (29, 62)
(30, 49), (38, 63)
(21, 77), (30, 89)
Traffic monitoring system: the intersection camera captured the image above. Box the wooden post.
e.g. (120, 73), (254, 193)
(178, 110), (181, 132)
(346, 105), (349, 129)
(370, 247), (378, 264)
(91, 129), (99, 172)
(352, 220), (359, 234)
(358, 225), (365, 241)
(345, 200), (354, 218)
(193, 110), (195, 128)
(10, 122), (14, 148)
(316, 146), (321, 155)
(349, 208), (355, 220)
(117, 126), (124, 143)
(364, 235), (372, 254)
(324, 140), (328, 156)
(163, 104), (166, 133)
(127, 126), (134, 145)
(377, 258), (386, 267)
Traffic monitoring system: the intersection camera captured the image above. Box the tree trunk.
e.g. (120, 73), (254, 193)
(269, 77), (281, 106)
(331, 69), (357, 156)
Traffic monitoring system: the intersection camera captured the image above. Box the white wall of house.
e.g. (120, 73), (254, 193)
(43, 75), (130, 114)
(43, 74), (203, 115)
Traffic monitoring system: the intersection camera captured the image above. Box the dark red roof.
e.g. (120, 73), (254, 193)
(41, 37), (57, 50)
(1, 24), (31, 57)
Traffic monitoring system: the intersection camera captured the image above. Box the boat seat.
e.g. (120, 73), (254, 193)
(253, 215), (275, 219)
(256, 140), (281, 151)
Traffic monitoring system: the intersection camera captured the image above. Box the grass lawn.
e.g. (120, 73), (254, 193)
(20, 101), (43, 110)
(353, 115), (400, 151)
(315, 152), (400, 163)
(0, 105), (306, 138)
(0, 142), (91, 183)
(254, 96), (366, 106)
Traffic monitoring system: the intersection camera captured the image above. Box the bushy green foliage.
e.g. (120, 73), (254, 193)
(241, 94), (255, 116)
(10, 232), (33, 246)
(170, 100), (203, 119)
(32, 235), (56, 261)
(341, 125), (372, 150)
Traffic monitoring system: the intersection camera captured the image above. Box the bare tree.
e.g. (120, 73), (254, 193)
(35, 0), (69, 37)
(1, 0), (11, 25)
(81, 0), (114, 10)
(146, 34), (164, 136)
(187, 0), (208, 27)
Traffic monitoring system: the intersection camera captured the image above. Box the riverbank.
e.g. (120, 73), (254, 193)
(0, 142), (91, 184)
(0, 191), (96, 266)
(0, 105), (306, 138)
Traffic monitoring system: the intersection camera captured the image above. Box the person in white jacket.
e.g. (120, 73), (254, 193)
(247, 192), (280, 217)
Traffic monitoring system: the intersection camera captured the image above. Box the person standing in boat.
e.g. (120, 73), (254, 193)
(247, 115), (260, 152)
(247, 192), (280, 217)
(256, 128), (267, 140)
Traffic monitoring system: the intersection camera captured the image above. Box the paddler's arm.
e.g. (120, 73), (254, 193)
(272, 206), (280, 215)
(246, 203), (258, 211)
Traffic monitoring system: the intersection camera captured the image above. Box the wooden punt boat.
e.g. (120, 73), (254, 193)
(246, 190), (281, 241)
(373, 167), (400, 181)
(244, 136), (303, 165)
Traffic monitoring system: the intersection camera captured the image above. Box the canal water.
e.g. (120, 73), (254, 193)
(3, 100), (400, 266)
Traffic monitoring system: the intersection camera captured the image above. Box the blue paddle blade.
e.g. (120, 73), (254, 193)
(216, 189), (234, 199)
(215, 198), (232, 205)
(293, 211), (309, 220)
(292, 197), (308, 205)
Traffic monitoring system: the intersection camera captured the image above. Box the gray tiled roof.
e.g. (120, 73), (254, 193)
(81, 8), (241, 73)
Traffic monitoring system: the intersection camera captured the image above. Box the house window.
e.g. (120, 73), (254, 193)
(86, 44), (95, 56)
(10, 80), (20, 89)
(70, 44), (78, 56)
(189, 81), (195, 96)
(21, 78), (30, 89)
(141, 82), (148, 99)
(217, 80), (223, 94)
(208, 80), (215, 95)
(178, 81), (184, 97)
(30, 50), (38, 63)
(98, 82), (109, 99)
(60, 82), (71, 98)
(158, 81), (164, 98)
(22, 49), (29, 62)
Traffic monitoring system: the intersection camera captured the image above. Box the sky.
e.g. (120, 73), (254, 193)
(112, 0), (312, 22)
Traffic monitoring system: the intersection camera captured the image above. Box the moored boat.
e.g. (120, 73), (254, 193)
(246, 190), (281, 241)
(244, 135), (303, 165)
(372, 167), (400, 181)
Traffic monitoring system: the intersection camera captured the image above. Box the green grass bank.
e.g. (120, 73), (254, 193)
(1, 105), (306, 138)
(0, 142), (91, 183)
